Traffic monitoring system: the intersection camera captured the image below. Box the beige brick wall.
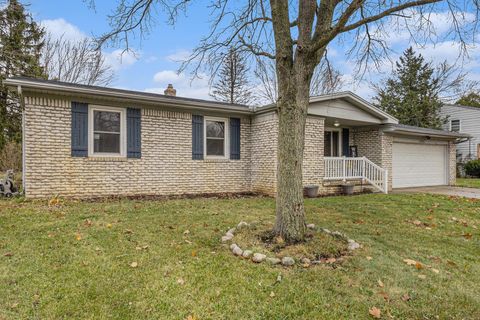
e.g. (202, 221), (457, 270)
(251, 112), (278, 195)
(23, 95), (252, 198)
(352, 127), (393, 191)
(303, 116), (325, 188)
(448, 141), (456, 185)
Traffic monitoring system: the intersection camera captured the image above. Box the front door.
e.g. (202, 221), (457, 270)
(324, 130), (340, 157)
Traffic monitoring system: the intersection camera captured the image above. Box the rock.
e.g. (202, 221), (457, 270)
(232, 245), (243, 256)
(227, 228), (236, 235)
(266, 257), (281, 265)
(252, 253), (266, 263)
(322, 228), (331, 234)
(225, 232), (234, 238)
(311, 260), (322, 265)
(348, 241), (360, 251)
(221, 235), (233, 242)
(281, 257), (295, 266)
(237, 221), (249, 229)
(242, 250), (253, 258)
(332, 231), (343, 237)
(301, 257), (311, 265)
(306, 223), (315, 230)
(230, 243), (238, 250)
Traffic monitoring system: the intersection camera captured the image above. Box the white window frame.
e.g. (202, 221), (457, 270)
(88, 105), (127, 157)
(204, 116), (229, 159)
(449, 119), (461, 132)
(324, 127), (342, 157)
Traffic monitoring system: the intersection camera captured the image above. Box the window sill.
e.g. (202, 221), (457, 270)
(86, 157), (128, 162)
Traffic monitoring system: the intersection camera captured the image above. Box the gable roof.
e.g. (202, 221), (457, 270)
(3, 77), (252, 115)
(256, 91), (398, 124)
(442, 103), (480, 112)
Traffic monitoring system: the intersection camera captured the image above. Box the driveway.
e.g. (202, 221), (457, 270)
(394, 186), (480, 199)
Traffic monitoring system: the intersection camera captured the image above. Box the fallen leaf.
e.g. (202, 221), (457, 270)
(135, 246), (142, 251)
(369, 306), (381, 318)
(418, 274), (426, 279)
(125, 229), (134, 234)
(106, 223), (113, 228)
(84, 219), (93, 227)
(191, 250), (197, 257)
(270, 291), (275, 297)
(75, 233), (82, 241)
(401, 293), (411, 302)
(3, 252), (13, 257)
(183, 230), (190, 235)
(378, 291), (390, 302)
(462, 233), (473, 239)
(431, 268), (440, 274)
(415, 262), (424, 270)
(326, 257), (336, 264)
(403, 259), (416, 266)
(366, 256), (373, 261)
(130, 261), (138, 268)
(377, 279), (384, 288)
(10, 302), (18, 309)
(177, 278), (185, 285)
(185, 239), (193, 244)
(412, 220), (422, 226)
(185, 315), (197, 320)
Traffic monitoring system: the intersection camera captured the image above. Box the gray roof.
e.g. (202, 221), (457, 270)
(4, 77), (252, 114)
(442, 103), (480, 112)
(383, 123), (471, 139)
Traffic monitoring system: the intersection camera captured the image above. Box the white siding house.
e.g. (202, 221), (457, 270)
(441, 104), (480, 161)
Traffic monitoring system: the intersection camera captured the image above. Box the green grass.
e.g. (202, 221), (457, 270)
(0, 194), (479, 319)
(457, 178), (480, 189)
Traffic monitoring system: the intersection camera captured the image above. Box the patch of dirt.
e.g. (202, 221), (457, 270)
(234, 223), (349, 262)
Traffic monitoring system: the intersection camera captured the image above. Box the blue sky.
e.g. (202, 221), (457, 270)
(27, 1), (480, 102)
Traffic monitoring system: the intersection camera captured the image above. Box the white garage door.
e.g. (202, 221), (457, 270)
(393, 142), (447, 188)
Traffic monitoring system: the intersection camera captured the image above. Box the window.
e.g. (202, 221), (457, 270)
(450, 119), (461, 132)
(324, 130), (341, 157)
(204, 117), (228, 158)
(88, 106), (126, 157)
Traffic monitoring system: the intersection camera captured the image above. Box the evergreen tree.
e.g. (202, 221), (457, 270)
(210, 48), (253, 105)
(374, 47), (445, 129)
(456, 92), (480, 108)
(0, 0), (46, 149)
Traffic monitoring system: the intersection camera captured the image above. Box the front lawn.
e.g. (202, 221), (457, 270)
(457, 178), (480, 189)
(1, 194), (479, 319)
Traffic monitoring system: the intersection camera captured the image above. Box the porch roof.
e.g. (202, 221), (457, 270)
(382, 123), (471, 140)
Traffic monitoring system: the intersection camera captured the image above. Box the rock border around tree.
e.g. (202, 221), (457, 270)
(221, 222), (361, 267)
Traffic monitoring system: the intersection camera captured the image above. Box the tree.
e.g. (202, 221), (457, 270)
(42, 35), (115, 86)
(210, 48), (253, 105)
(373, 47), (446, 128)
(456, 92), (480, 108)
(256, 57), (344, 104)
(0, 0), (46, 150)
(96, 0), (479, 243)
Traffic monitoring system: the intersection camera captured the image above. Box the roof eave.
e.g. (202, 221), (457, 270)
(382, 124), (471, 140)
(3, 78), (252, 115)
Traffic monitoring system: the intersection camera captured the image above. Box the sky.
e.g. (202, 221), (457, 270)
(25, 1), (480, 103)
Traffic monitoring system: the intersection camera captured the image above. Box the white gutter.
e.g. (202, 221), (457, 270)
(17, 85), (26, 194)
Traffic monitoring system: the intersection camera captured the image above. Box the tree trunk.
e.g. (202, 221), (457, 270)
(274, 60), (311, 243)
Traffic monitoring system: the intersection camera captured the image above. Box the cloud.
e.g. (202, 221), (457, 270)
(41, 18), (87, 42)
(146, 70), (211, 100)
(104, 49), (139, 71)
(166, 49), (191, 62)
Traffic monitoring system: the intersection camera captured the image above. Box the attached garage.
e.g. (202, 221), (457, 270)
(392, 142), (448, 188)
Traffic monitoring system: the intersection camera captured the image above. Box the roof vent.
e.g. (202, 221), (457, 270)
(164, 84), (176, 96)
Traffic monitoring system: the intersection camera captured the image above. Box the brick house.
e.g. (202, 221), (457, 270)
(4, 77), (468, 198)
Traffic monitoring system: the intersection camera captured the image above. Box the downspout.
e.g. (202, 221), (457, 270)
(17, 85), (26, 194)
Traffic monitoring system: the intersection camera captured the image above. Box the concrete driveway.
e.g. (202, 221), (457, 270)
(394, 186), (480, 199)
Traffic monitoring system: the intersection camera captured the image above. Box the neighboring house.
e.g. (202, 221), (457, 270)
(440, 104), (480, 162)
(4, 77), (468, 199)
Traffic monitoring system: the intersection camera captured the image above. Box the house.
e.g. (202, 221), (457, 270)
(440, 104), (480, 162)
(4, 77), (468, 199)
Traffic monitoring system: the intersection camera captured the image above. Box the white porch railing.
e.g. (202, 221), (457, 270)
(324, 156), (388, 194)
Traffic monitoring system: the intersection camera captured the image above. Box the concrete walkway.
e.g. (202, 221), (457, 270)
(394, 186), (480, 199)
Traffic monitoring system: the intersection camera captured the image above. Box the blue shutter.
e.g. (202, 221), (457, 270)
(127, 108), (142, 158)
(192, 115), (204, 160)
(230, 118), (241, 160)
(342, 128), (350, 156)
(71, 102), (88, 157)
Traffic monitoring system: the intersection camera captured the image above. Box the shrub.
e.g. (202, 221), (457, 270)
(0, 141), (22, 172)
(464, 159), (480, 177)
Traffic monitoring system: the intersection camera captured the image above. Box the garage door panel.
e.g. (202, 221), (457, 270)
(393, 143), (447, 188)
